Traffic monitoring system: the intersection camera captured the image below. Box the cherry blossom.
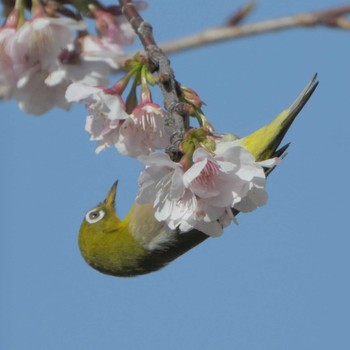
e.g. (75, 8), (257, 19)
(137, 144), (280, 236)
(117, 101), (170, 157)
(0, 11), (136, 115)
(93, 9), (135, 46)
(66, 83), (129, 152)
(0, 17), (84, 114)
(0, 26), (17, 98)
(66, 83), (170, 156)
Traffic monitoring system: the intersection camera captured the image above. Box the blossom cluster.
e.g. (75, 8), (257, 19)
(137, 141), (280, 236)
(0, 3), (135, 115)
(1, 1), (282, 238)
(66, 83), (171, 156)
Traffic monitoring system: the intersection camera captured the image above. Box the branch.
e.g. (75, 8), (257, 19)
(157, 4), (350, 55)
(120, 0), (190, 156)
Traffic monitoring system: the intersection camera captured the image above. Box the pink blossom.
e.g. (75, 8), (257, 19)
(0, 27), (17, 98)
(67, 84), (170, 156)
(116, 102), (170, 157)
(10, 17), (83, 76)
(94, 9), (135, 46)
(0, 15), (133, 115)
(137, 144), (280, 236)
(66, 83), (129, 153)
(0, 19), (76, 112)
(0, 17), (87, 114)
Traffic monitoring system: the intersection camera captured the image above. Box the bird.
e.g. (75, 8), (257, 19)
(78, 74), (318, 277)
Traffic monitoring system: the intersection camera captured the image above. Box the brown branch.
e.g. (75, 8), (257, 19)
(158, 4), (350, 55)
(120, 0), (190, 156)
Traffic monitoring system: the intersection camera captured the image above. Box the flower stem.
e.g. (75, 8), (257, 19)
(119, 0), (190, 157)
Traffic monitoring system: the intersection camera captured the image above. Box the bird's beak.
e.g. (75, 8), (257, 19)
(104, 180), (118, 209)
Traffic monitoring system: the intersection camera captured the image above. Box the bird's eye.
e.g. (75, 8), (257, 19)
(85, 209), (105, 224)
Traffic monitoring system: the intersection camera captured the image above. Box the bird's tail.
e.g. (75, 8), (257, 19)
(239, 74), (319, 162)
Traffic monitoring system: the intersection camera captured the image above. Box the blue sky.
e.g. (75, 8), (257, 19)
(1, 1), (349, 349)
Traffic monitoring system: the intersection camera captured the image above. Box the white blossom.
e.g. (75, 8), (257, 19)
(137, 144), (280, 236)
(0, 27), (17, 98)
(0, 17), (85, 114)
(66, 83), (129, 153)
(0, 15), (134, 115)
(116, 102), (170, 157)
(67, 84), (170, 156)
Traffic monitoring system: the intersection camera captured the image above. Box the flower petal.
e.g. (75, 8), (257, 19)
(65, 83), (100, 102)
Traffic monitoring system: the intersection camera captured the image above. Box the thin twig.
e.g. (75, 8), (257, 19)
(120, 0), (190, 155)
(158, 5), (350, 55)
(226, 0), (255, 26)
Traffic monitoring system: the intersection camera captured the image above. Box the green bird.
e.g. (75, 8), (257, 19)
(78, 75), (318, 277)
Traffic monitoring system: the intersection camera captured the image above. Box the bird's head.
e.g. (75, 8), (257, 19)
(81, 180), (121, 233)
(78, 181), (148, 277)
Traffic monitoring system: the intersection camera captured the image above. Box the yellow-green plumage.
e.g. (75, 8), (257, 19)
(239, 74), (318, 159)
(78, 75), (318, 277)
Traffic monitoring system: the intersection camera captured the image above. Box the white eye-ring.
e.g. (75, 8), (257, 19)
(85, 208), (106, 224)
